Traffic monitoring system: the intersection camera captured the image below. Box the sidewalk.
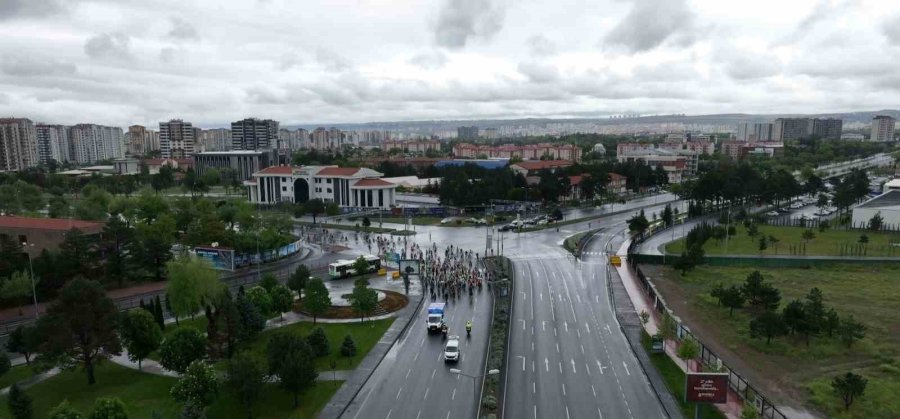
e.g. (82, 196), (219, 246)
(614, 238), (744, 419)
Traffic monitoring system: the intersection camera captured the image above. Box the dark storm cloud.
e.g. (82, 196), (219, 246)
(1, 57), (77, 77)
(883, 14), (900, 45)
(434, 0), (505, 49)
(168, 17), (199, 41)
(84, 33), (132, 61)
(0, 0), (66, 20)
(604, 0), (696, 52)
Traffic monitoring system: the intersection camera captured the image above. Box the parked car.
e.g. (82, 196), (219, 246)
(766, 211), (780, 217)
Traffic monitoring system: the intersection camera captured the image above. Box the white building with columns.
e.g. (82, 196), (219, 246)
(245, 165), (397, 209)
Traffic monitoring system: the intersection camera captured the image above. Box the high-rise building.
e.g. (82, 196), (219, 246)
(812, 118), (843, 140)
(457, 126), (479, 140)
(159, 119), (196, 159)
(0, 118), (38, 171)
(35, 124), (71, 164)
(773, 118), (812, 141)
(871, 115), (896, 142)
(737, 123), (774, 142)
(127, 125), (160, 156)
(199, 128), (231, 151)
(69, 124), (125, 164)
(231, 118), (279, 150)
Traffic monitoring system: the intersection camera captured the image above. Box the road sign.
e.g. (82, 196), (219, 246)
(609, 255), (622, 266)
(685, 372), (728, 404)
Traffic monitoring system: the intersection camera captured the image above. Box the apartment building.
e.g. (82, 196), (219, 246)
(127, 125), (160, 156)
(871, 116), (896, 142)
(35, 124), (71, 164)
(159, 119), (196, 159)
(231, 118), (279, 150)
(0, 118), (38, 171)
(69, 124), (125, 164)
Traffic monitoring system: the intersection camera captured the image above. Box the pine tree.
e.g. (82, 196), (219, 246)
(154, 295), (166, 331)
(7, 384), (33, 419)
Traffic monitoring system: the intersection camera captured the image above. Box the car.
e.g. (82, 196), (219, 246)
(777, 208), (791, 214)
(444, 336), (460, 362)
(766, 211), (780, 217)
(440, 217), (455, 225)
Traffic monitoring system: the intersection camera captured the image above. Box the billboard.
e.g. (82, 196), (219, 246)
(194, 247), (236, 271)
(685, 372), (729, 404)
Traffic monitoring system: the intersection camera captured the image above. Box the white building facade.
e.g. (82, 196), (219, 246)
(245, 165), (397, 209)
(871, 116), (896, 142)
(69, 124), (125, 164)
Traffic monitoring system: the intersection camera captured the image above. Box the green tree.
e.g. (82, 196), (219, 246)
(36, 279), (121, 385)
(1, 271), (34, 315)
(823, 308), (840, 337)
(304, 279), (331, 324)
(270, 285), (293, 320)
(166, 256), (224, 320)
(48, 195), (71, 218)
(361, 217), (371, 228)
(349, 281), (378, 322)
(757, 236), (767, 254)
(233, 293), (265, 342)
(7, 384), (32, 419)
(325, 202), (340, 217)
(803, 288), (826, 336)
(0, 351), (10, 376)
(305, 199), (325, 223)
(749, 311), (787, 344)
(831, 372), (867, 411)
(266, 332), (318, 408)
(802, 229), (816, 243)
(782, 299), (812, 344)
(867, 212), (883, 231)
(288, 265), (310, 299)
(340, 335), (357, 357)
(721, 285), (745, 316)
(48, 400), (83, 419)
(246, 286), (273, 317)
(6, 326), (39, 365)
(661, 204), (673, 227)
(88, 397), (128, 419)
(159, 327), (206, 374)
(131, 215), (177, 281)
(171, 360), (219, 411)
(352, 256), (370, 277)
(676, 338), (699, 371)
(259, 273), (278, 293)
(674, 250), (695, 275)
(627, 212), (650, 237)
(741, 398), (759, 419)
(838, 315), (866, 348)
(100, 216), (132, 288)
(120, 309), (162, 370)
(227, 352), (266, 419)
(306, 327), (330, 357)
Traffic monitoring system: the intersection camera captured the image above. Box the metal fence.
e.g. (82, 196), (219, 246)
(627, 238), (788, 419)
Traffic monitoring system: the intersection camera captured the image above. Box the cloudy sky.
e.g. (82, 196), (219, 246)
(1, 0), (899, 128)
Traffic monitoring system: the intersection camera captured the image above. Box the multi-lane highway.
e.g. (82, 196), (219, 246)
(340, 195), (682, 419)
(504, 231), (666, 419)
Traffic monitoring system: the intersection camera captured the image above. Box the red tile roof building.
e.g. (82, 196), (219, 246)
(0, 216), (104, 256)
(452, 142), (582, 161)
(245, 165), (397, 209)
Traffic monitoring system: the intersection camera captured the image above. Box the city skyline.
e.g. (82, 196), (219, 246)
(1, 0), (899, 128)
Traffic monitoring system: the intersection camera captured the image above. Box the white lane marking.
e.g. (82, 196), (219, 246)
(577, 329), (581, 338)
(518, 355), (526, 371)
(596, 360), (606, 375)
(416, 411), (421, 419)
(542, 321), (545, 331)
(566, 406), (571, 419)
(562, 383), (567, 396)
(396, 387), (402, 399)
(623, 362), (631, 376)
(414, 352), (420, 362)
(571, 359), (577, 374)
(423, 387), (430, 400)
(451, 388), (456, 400)
(406, 368), (411, 379)
(532, 360), (535, 372)
(431, 369), (436, 379)
(564, 321), (568, 332)
(533, 382), (536, 393)
(556, 343), (560, 353)
(386, 409), (392, 419)
(534, 405), (537, 419)
(540, 292), (543, 301)
(554, 327), (558, 337)
(545, 358), (549, 372)
(586, 363), (591, 376)
(591, 384), (597, 396)
(520, 319), (526, 330)
(605, 324), (612, 334)
(446, 411), (451, 419)
(598, 407), (603, 418)
(581, 344), (585, 355)
(559, 362), (563, 373)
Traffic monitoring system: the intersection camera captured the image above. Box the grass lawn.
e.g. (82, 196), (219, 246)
(664, 224), (900, 257)
(0, 364), (38, 390)
(216, 318), (394, 372)
(651, 263), (900, 418)
(640, 331), (727, 419)
(206, 381), (342, 419)
(0, 362), (341, 419)
(0, 362), (180, 418)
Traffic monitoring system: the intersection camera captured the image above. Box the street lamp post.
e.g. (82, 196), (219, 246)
(21, 243), (38, 319)
(449, 368), (500, 399)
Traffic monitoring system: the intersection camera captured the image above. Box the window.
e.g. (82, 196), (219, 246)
(282, 186), (287, 192)
(326, 178), (332, 184)
(327, 188), (332, 193)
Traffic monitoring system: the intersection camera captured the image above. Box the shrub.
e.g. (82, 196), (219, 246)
(306, 327), (330, 357)
(340, 335), (357, 357)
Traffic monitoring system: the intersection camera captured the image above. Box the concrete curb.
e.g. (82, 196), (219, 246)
(317, 288), (426, 419)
